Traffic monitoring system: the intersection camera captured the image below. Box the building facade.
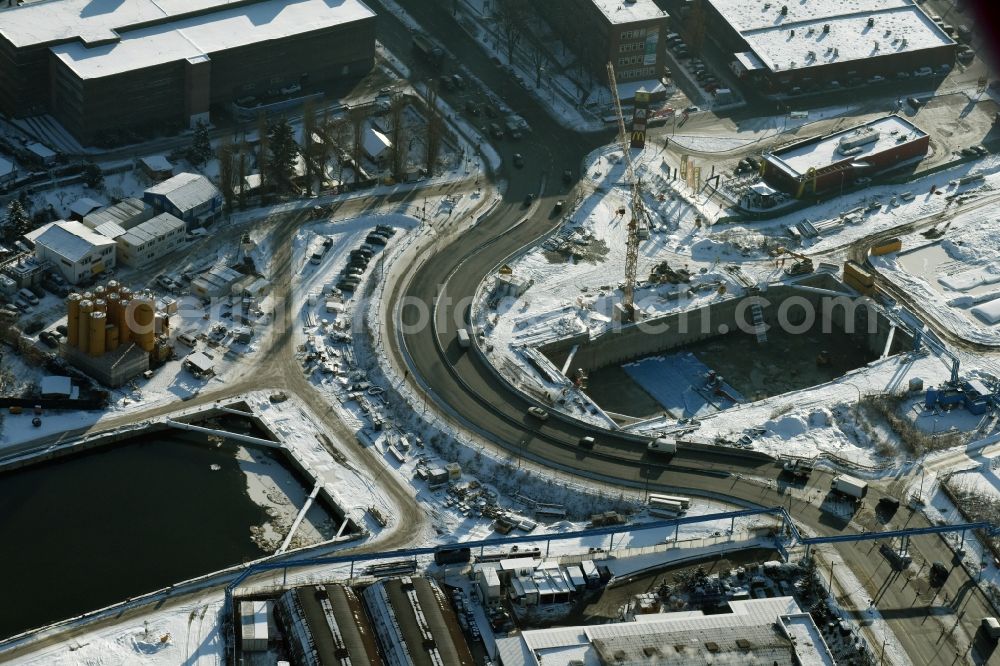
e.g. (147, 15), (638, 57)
(0, 0), (376, 145)
(115, 213), (187, 268)
(538, 0), (669, 84)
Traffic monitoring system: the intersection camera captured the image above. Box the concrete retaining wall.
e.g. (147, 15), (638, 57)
(541, 275), (911, 375)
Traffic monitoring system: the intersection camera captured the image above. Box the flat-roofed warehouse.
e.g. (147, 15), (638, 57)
(762, 115), (929, 197)
(0, 0), (376, 146)
(362, 576), (475, 666)
(275, 584), (381, 665)
(704, 0), (955, 94)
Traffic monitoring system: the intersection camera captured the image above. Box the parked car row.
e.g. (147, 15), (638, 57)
(336, 225), (395, 294)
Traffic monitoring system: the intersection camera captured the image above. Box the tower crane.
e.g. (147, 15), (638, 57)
(606, 62), (651, 322)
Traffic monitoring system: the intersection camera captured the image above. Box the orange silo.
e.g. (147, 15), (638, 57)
(118, 298), (132, 344)
(94, 285), (106, 300)
(105, 323), (119, 351)
(93, 298), (106, 315)
(82, 291), (93, 302)
(89, 311), (106, 356)
(106, 280), (119, 296)
(66, 293), (82, 348)
(105, 297), (119, 328)
(78, 300), (93, 352)
(128, 298), (156, 352)
(119, 287), (132, 301)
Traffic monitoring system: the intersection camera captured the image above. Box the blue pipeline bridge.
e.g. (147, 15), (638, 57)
(222, 503), (999, 603)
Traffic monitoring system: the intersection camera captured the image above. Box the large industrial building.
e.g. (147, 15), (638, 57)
(274, 577), (474, 665)
(538, 0), (669, 84)
(0, 0), (377, 146)
(496, 596), (835, 665)
(703, 0), (955, 94)
(762, 115), (929, 198)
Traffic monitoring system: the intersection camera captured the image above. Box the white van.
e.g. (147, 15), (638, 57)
(177, 332), (198, 347)
(648, 437), (677, 454)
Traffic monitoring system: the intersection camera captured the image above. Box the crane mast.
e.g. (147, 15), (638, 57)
(606, 62), (643, 321)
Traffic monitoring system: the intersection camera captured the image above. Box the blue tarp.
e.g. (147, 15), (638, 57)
(623, 352), (744, 418)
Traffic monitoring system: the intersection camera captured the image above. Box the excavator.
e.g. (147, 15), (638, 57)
(773, 247), (814, 276)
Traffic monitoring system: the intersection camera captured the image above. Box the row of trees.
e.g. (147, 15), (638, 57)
(493, 0), (605, 100)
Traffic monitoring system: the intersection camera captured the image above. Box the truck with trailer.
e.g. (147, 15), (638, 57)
(831, 474), (868, 500)
(412, 33), (444, 68)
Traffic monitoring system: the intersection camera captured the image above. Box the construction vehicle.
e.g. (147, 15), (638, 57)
(607, 62), (652, 322)
(648, 261), (692, 285)
(781, 457), (814, 480)
(773, 247), (814, 275)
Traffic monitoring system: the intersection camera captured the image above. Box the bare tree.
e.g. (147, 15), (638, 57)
(528, 43), (546, 88)
(256, 112), (269, 195)
(349, 107), (367, 185)
(424, 87), (444, 176)
(494, 0), (529, 65)
(388, 95), (408, 182)
(217, 136), (236, 212)
(301, 98), (317, 195)
(237, 144), (249, 209)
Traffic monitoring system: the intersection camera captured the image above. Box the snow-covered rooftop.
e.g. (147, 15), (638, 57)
(591, 0), (667, 25)
(0, 0), (238, 49)
(766, 115), (926, 177)
(145, 172), (221, 212)
(26, 220), (115, 263)
(48, 0), (376, 79)
(709, 0), (953, 72)
(498, 597), (833, 665)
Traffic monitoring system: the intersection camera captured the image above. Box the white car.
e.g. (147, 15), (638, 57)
(527, 406), (549, 421)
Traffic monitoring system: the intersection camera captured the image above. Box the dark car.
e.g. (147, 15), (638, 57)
(562, 169), (573, 184)
(512, 153), (524, 168)
(523, 193), (536, 207)
(929, 561), (949, 587)
(366, 233), (388, 246)
(879, 543), (912, 571)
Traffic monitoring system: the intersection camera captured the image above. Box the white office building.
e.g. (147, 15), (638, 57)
(26, 220), (116, 284)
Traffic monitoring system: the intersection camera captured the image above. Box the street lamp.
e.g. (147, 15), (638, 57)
(842, 381), (863, 406)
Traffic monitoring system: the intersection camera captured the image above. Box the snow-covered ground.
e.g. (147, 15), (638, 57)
(871, 206), (1000, 344)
